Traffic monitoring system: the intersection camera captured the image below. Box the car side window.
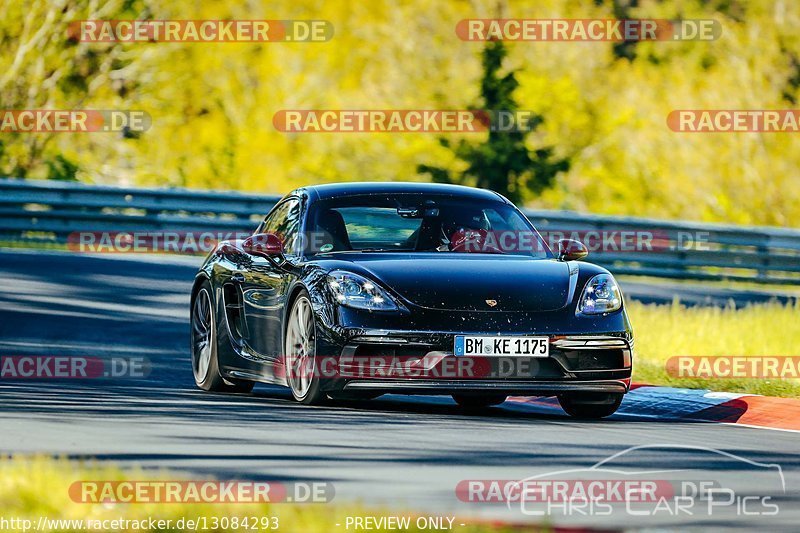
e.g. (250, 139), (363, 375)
(260, 199), (301, 256)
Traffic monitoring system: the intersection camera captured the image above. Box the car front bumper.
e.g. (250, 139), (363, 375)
(319, 329), (633, 396)
(342, 378), (629, 395)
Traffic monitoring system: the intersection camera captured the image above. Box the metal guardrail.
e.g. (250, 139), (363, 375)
(1, 178), (799, 285)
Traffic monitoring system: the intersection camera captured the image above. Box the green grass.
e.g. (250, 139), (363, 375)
(0, 240), (69, 251)
(628, 300), (800, 397)
(0, 456), (535, 533)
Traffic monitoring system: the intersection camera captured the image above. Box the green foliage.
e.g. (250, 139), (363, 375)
(45, 154), (79, 181)
(0, 0), (133, 181)
(418, 40), (569, 203)
(0, 0), (798, 226)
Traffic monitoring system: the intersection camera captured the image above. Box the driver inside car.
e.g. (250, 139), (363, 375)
(409, 206), (497, 252)
(439, 209), (492, 252)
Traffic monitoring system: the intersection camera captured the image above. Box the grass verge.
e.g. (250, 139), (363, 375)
(0, 456), (534, 533)
(628, 300), (800, 398)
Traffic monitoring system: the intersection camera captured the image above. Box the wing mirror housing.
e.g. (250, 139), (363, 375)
(242, 233), (285, 262)
(557, 238), (588, 261)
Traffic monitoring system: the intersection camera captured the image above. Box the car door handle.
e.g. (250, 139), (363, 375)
(231, 273), (245, 283)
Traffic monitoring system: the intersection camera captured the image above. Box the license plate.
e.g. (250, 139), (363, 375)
(454, 335), (549, 357)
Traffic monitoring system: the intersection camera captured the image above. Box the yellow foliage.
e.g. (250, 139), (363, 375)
(1, 0), (798, 225)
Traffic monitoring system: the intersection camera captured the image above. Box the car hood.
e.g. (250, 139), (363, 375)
(321, 253), (573, 312)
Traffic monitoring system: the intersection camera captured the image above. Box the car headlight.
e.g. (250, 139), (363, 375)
(327, 271), (401, 311)
(578, 274), (622, 314)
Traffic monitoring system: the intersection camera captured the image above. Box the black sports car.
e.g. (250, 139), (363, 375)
(191, 182), (633, 418)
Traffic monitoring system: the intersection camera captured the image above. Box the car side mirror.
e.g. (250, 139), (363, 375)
(557, 238), (588, 261)
(242, 233), (284, 262)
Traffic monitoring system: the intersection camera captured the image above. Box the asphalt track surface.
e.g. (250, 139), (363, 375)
(0, 249), (798, 531)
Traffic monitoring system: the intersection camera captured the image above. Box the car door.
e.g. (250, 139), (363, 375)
(238, 198), (302, 360)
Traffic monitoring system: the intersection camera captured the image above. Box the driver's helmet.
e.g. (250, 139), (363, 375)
(442, 208), (489, 239)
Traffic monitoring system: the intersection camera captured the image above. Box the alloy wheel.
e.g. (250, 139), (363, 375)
(285, 296), (316, 399)
(191, 288), (213, 383)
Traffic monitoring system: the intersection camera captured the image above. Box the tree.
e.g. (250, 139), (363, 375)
(417, 40), (569, 204)
(0, 0), (135, 180)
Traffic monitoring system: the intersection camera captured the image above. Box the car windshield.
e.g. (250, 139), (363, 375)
(306, 193), (552, 258)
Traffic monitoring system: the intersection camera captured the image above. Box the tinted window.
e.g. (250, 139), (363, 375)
(338, 207), (421, 246)
(306, 194), (551, 258)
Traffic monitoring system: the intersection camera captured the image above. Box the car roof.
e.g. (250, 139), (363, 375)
(296, 182), (508, 203)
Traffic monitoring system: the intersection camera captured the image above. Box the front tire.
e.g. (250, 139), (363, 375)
(191, 281), (253, 393)
(284, 291), (327, 405)
(558, 392), (623, 419)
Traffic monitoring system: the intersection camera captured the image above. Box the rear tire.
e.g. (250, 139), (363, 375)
(452, 394), (507, 410)
(191, 281), (254, 393)
(558, 392), (623, 419)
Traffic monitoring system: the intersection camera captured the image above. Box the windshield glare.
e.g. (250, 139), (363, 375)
(305, 194), (552, 259)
